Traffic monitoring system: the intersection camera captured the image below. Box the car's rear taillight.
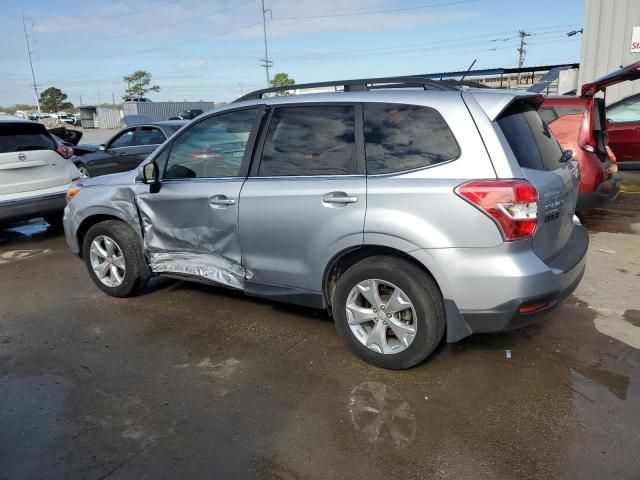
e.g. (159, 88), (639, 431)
(455, 180), (538, 241)
(577, 99), (596, 153)
(55, 143), (73, 159)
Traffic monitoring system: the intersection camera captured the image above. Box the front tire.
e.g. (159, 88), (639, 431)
(333, 256), (445, 369)
(82, 220), (150, 297)
(77, 164), (90, 179)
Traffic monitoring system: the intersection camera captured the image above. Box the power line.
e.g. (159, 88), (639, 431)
(63, 0), (183, 27)
(91, 21), (263, 59)
(73, 0), (256, 42)
(274, 0), (477, 21)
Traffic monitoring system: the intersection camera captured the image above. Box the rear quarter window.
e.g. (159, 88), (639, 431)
(364, 103), (460, 174)
(0, 123), (55, 154)
(497, 102), (563, 171)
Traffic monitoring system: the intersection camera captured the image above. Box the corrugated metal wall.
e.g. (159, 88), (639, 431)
(96, 107), (122, 129)
(122, 101), (217, 121)
(579, 0), (640, 103)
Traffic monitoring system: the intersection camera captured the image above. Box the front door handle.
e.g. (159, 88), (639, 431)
(209, 195), (236, 207)
(322, 191), (358, 204)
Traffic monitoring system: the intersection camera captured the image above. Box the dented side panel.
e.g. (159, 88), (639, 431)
(135, 178), (246, 290)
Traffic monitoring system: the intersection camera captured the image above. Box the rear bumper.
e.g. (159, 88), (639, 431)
(411, 224), (589, 342)
(576, 173), (621, 211)
(0, 191), (67, 224)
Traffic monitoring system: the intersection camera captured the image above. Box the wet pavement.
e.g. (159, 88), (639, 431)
(1, 173), (639, 479)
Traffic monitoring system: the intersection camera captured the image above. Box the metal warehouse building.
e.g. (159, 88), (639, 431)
(579, 0), (640, 103)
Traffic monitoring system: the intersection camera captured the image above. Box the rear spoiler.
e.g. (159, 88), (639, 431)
(463, 91), (544, 121)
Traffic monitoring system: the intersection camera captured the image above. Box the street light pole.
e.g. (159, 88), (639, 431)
(260, 0), (273, 87)
(21, 12), (41, 115)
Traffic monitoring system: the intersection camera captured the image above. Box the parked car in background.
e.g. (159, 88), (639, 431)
(169, 109), (204, 120)
(606, 92), (640, 168)
(539, 62), (640, 210)
(0, 117), (80, 227)
(71, 120), (187, 178)
(63, 77), (587, 369)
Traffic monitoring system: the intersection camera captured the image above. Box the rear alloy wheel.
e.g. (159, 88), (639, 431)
(346, 279), (417, 355)
(333, 255), (445, 369)
(83, 220), (150, 297)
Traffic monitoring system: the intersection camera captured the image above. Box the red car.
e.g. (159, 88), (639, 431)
(606, 91), (640, 168)
(540, 62), (640, 210)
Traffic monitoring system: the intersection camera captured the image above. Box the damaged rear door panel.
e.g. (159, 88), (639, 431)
(135, 106), (263, 289)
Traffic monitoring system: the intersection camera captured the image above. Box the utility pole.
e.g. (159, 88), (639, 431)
(260, 0), (273, 86)
(238, 82), (245, 96)
(517, 30), (530, 85)
(21, 12), (41, 115)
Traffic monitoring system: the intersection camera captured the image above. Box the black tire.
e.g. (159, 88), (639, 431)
(82, 220), (150, 297)
(332, 255), (445, 369)
(43, 213), (64, 230)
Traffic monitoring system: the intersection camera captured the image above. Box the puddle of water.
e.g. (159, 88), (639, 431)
(572, 364), (630, 401)
(623, 309), (640, 328)
(592, 308), (640, 350)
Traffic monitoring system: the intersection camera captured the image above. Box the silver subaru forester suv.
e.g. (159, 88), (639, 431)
(63, 76), (587, 369)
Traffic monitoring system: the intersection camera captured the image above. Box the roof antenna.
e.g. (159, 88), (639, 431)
(459, 59), (477, 87)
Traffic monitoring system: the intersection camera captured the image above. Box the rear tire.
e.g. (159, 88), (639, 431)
(82, 220), (150, 297)
(43, 213), (64, 230)
(332, 255), (445, 369)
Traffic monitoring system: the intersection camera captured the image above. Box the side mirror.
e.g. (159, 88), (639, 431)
(142, 161), (159, 185)
(98, 144), (106, 152)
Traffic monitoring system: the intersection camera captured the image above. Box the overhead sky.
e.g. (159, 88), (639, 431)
(1, 0), (584, 107)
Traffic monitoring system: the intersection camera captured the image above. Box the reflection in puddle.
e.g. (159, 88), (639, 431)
(572, 364), (630, 401)
(5, 220), (50, 237)
(348, 382), (416, 449)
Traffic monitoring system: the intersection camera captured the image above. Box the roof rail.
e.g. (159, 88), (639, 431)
(234, 75), (458, 102)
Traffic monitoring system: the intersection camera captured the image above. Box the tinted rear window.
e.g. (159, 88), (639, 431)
(0, 123), (55, 154)
(259, 105), (356, 176)
(364, 103), (460, 174)
(497, 102), (563, 171)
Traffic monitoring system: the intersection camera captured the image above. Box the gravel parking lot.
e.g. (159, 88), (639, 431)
(1, 173), (639, 480)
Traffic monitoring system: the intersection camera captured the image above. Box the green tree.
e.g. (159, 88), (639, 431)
(123, 70), (160, 101)
(39, 87), (73, 113)
(270, 72), (295, 95)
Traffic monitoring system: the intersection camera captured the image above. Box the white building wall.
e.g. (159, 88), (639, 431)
(578, 0), (640, 103)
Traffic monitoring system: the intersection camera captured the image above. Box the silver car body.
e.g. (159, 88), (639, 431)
(63, 89), (587, 341)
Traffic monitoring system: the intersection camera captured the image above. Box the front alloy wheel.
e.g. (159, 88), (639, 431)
(89, 235), (126, 287)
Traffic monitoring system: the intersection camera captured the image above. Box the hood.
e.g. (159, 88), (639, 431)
(80, 169), (138, 187)
(581, 61), (640, 96)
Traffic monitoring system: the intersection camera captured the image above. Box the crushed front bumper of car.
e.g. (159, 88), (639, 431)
(411, 223), (589, 342)
(0, 191), (67, 224)
(576, 173), (621, 211)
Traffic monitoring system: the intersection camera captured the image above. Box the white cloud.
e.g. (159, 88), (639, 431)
(177, 59), (209, 69)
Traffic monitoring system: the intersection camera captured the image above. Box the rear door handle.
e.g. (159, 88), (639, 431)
(322, 191), (358, 204)
(209, 195), (236, 207)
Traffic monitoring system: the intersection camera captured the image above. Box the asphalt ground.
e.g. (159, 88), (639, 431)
(1, 172), (639, 480)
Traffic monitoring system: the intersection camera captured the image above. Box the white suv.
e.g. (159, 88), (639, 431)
(0, 117), (80, 227)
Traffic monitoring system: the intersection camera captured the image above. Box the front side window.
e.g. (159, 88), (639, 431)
(164, 108), (257, 179)
(364, 103), (460, 174)
(136, 127), (166, 146)
(258, 105), (356, 176)
(109, 130), (136, 149)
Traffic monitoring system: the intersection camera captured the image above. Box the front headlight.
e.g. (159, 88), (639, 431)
(66, 186), (81, 203)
